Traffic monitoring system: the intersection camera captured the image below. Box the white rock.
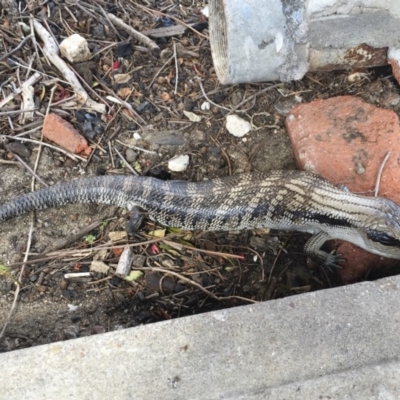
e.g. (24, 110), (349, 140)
(113, 73), (131, 84)
(183, 110), (201, 122)
(133, 132), (142, 140)
(115, 246), (134, 278)
(108, 231), (128, 242)
(201, 5), (209, 18)
(295, 95), (302, 103)
(226, 114), (251, 137)
(201, 101), (210, 111)
(60, 34), (91, 63)
(168, 155), (189, 172)
(90, 260), (110, 274)
(388, 48), (400, 63)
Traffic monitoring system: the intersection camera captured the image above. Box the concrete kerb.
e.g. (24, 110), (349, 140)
(2, 275), (400, 399)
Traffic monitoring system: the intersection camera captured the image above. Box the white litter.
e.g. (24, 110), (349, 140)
(226, 114), (251, 137)
(183, 110), (202, 122)
(201, 101), (210, 111)
(168, 154), (190, 172)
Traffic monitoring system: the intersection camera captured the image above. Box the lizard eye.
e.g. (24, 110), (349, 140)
(366, 229), (400, 247)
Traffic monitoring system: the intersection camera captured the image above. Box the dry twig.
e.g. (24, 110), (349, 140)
(374, 151), (391, 197)
(0, 221), (34, 340)
(2, 135), (86, 162)
(0, 35), (32, 62)
(6, 146), (48, 187)
(32, 19), (106, 114)
(113, 146), (139, 176)
(136, 3), (209, 40)
(107, 13), (160, 55)
(0, 72), (41, 109)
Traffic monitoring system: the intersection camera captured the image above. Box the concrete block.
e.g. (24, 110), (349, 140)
(2, 275), (400, 398)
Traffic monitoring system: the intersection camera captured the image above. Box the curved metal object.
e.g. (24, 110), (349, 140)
(209, 0), (400, 84)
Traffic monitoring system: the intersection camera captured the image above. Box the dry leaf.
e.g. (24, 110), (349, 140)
(160, 92), (171, 101)
(117, 87), (133, 98)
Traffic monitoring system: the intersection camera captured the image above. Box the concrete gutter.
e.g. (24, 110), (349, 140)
(2, 276), (400, 399)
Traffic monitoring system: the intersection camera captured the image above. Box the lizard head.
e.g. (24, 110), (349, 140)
(361, 197), (400, 259)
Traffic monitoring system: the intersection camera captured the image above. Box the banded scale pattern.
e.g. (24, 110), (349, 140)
(2, 170), (400, 261)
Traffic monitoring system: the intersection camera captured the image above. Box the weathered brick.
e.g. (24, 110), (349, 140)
(43, 113), (91, 156)
(285, 96), (400, 282)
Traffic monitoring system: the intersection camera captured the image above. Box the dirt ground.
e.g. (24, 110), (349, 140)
(1, 0), (400, 352)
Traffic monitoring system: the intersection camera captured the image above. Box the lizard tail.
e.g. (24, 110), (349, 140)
(0, 175), (141, 222)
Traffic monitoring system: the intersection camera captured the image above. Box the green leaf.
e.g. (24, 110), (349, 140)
(0, 264), (21, 286)
(133, 161), (142, 173)
(125, 270), (143, 282)
(159, 243), (180, 256)
(85, 234), (96, 245)
(167, 227), (184, 233)
(100, 220), (109, 230)
(147, 229), (166, 238)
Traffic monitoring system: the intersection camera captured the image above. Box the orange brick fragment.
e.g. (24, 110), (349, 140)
(388, 57), (400, 86)
(285, 96), (400, 282)
(42, 113), (91, 156)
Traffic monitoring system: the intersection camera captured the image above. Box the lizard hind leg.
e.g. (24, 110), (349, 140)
(304, 232), (345, 269)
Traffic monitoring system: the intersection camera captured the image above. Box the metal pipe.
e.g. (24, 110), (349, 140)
(209, 0), (400, 84)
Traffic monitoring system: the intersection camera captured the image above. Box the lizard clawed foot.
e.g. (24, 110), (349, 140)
(306, 249), (345, 271)
(323, 249), (345, 269)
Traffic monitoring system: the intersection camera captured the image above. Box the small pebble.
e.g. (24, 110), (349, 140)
(92, 24), (105, 38)
(184, 98), (195, 111)
(127, 122), (138, 130)
(183, 111), (201, 122)
(209, 147), (221, 154)
(7, 142), (31, 158)
(214, 91), (226, 104)
(230, 91), (243, 106)
(93, 325), (106, 334)
(64, 159), (76, 168)
(356, 163), (366, 175)
(62, 289), (72, 299)
(137, 101), (150, 113)
(63, 325), (80, 340)
(125, 149), (138, 163)
(201, 101), (210, 111)
(113, 292), (125, 302)
(36, 284), (47, 293)
(174, 282), (185, 293)
(242, 285), (251, 293)
(75, 110), (85, 122)
(168, 154), (189, 172)
(110, 276), (121, 286)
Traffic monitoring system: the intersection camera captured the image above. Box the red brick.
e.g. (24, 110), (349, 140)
(285, 96), (400, 282)
(42, 113), (91, 156)
(388, 57), (400, 86)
